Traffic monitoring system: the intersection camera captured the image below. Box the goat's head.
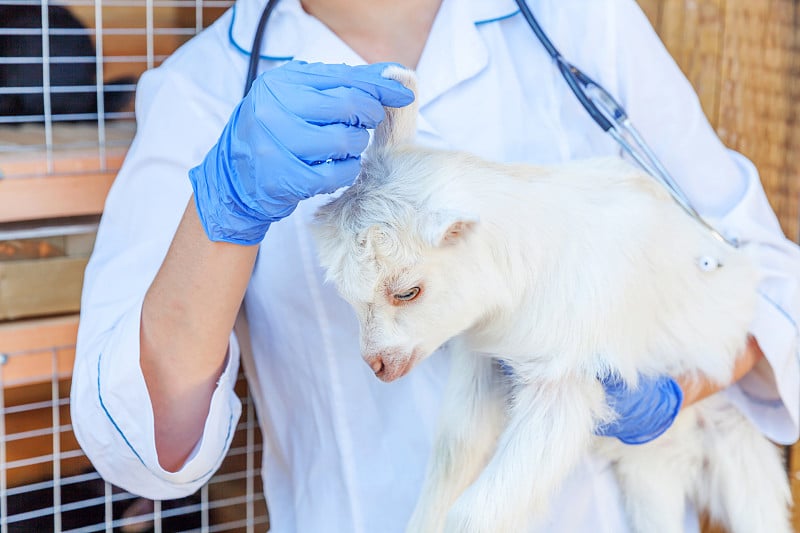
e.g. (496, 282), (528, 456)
(313, 67), (486, 382)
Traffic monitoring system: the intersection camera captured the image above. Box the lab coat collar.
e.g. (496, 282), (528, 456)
(228, 0), (519, 136)
(228, 0), (305, 61)
(415, 0), (514, 109)
(227, 0), (519, 66)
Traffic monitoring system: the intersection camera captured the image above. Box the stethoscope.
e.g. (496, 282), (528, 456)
(243, 0), (734, 248)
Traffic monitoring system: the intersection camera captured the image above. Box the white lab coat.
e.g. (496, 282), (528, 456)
(70, 0), (800, 531)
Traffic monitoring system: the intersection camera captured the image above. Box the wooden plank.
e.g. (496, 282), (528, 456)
(0, 151), (126, 178)
(0, 128), (127, 221)
(654, 0), (687, 74)
(682, 0), (725, 124)
(646, 0), (799, 242)
(0, 173), (115, 222)
(716, 0), (799, 242)
(0, 315), (78, 387)
(0, 314), (79, 352)
(0, 256), (89, 321)
(0, 122), (135, 152)
(65, 232), (97, 257)
(651, 0), (726, 125)
(1, 346), (75, 386)
(779, 1), (800, 245)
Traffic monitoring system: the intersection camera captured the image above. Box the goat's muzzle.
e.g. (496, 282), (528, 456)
(364, 351), (416, 383)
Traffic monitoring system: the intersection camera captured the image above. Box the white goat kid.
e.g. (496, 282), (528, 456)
(313, 67), (791, 533)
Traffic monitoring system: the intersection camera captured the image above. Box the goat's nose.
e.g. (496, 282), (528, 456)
(366, 355), (384, 375)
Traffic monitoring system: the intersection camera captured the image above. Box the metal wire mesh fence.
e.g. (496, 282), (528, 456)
(0, 342), (269, 532)
(0, 1), (270, 530)
(0, 0), (231, 177)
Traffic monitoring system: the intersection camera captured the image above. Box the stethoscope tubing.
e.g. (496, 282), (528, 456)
(243, 0), (279, 97)
(243, 0), (735, 247)
(512, 0), (733, 246)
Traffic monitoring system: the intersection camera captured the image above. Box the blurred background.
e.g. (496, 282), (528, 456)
(0, 0), (797, 531)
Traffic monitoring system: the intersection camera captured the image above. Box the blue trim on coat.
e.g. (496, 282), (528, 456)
(96, 353), (238, 484)
(757, 289), (800, 368)
(475, 9), (520, 25)
(228, 4), (295, 61)
(758, 290), (799, 332)
(97, 355), (147, 466)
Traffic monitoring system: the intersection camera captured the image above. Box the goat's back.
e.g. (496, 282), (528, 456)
(375, 151), (757, 383)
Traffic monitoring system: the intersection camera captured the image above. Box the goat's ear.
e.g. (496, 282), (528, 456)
(369, 66), (418, 154)
(422, 210), (479, 248)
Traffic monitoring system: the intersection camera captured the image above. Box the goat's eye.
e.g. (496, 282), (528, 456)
(393, 287), (421, 302)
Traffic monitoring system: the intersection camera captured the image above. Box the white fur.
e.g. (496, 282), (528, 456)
(312, 68), (792, 533)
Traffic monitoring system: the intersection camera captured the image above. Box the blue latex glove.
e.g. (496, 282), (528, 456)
(596, 374), (683, 445)
(496, 360), (682, 444)
(189, 61), (415, 245)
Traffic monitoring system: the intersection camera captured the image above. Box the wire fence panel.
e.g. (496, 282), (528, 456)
(0, 0), (230, 180)
(0, 1), (268, 530)
(0, 345), (269, 532)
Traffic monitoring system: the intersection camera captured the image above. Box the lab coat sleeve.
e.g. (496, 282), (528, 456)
(70, 64), (245, 498)
(606, 0), (800, 444)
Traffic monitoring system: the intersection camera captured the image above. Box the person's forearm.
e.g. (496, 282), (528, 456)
(678, 335), (764, 408)
(139, 62), (413, 470)
(140, 197), (258, 471)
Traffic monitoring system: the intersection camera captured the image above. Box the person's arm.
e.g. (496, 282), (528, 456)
(145, 60), (413, 468)
(678, 335), (764, 408)
(141, 201), (257, 471)
(70, 66), (249, 499)
(72, 61), (415, 496)
(596, 337), (763, 444)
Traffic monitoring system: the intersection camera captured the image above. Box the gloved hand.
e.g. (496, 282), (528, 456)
(497, 360), (682, 444)
(596, 373), (683, 445)
(189, 61), (415, 245)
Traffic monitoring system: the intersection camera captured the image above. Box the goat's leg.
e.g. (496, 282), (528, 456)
(698, 401), (792, 533)
(406, 354), (505, 533)
(442, 375), (604, 533)
(593, 406), (703, 533)
(606, 438), (691, 533)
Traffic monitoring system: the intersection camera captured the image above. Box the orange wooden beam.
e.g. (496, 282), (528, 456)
(0, 315), (79, 387)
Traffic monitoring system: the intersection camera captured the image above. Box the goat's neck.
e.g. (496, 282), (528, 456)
(455, 167), (597, 360)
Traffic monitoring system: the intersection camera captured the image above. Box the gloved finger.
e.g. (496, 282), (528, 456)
(270, 61), (415, 108)
(248, 90), (372, 162)
(597, 374), (682, 444)
(306, 155), (363, 195)
(277, 121), (371, 164)
(277, 156), (362, 198)
(267, 83), (388, 128)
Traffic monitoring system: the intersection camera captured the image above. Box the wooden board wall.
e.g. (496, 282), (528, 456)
(636, 1), (800, 530)
(637, 0), (800, 242)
